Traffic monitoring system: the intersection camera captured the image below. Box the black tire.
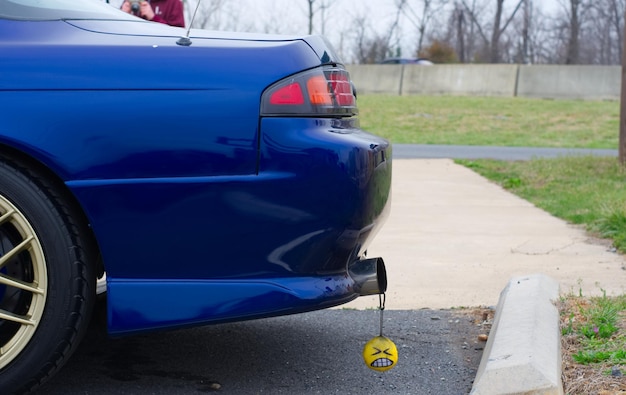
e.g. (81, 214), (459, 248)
(0, 158), (95, 394)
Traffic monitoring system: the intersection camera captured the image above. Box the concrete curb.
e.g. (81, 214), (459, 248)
(470, 274), (564, 395)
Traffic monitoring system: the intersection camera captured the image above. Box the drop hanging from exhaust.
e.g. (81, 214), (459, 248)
(362, 293), (398, 372)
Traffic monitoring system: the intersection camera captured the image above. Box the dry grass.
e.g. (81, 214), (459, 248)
(559, 296), (626, 395)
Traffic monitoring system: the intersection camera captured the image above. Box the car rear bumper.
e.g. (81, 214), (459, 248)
(70, 117), (392, 335)
(108, 257), (387, 335)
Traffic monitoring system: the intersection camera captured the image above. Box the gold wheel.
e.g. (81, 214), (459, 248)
(0, 194), (47, 370)
(0, 159), (94, 393)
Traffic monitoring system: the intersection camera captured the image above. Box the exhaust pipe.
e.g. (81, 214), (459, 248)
(349, 257), (387, 296)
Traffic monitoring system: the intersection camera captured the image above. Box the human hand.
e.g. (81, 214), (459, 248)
(139, 1), (155, 21)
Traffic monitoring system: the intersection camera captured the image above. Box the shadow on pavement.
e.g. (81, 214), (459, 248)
(43, 301), (490, 394)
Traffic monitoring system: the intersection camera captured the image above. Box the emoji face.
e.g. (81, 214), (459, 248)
(362, 335), (398, 372)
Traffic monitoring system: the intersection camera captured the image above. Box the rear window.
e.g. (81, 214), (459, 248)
(0, 0), (135, 21)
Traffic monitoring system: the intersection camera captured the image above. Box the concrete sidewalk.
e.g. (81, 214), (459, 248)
(343, 158), (626, 394)
(346, 158), (626, 311)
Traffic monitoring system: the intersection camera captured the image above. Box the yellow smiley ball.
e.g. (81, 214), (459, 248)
(362, 335), (398, 372)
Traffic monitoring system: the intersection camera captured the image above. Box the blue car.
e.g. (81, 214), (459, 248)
(0, 0), (391, 392)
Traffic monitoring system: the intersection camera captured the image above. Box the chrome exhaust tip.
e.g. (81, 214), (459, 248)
(349, 257), (387, 296)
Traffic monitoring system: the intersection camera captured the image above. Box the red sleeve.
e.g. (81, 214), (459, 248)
(152, 0), (185, 28)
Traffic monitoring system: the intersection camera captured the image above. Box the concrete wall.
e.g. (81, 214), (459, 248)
(346, 64), (404, 95)
(402, 64), (519, 97)
(516, 65), (620, 100)
(345, 64), (621, 100)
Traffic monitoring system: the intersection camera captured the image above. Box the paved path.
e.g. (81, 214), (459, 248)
(393, 144), (618, 160)
(344, 158), (626, 310)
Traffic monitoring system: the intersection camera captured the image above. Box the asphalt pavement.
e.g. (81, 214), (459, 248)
(44, 303), (488, 394)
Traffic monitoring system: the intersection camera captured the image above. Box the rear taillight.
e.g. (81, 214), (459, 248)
(261, 67), (357, 117)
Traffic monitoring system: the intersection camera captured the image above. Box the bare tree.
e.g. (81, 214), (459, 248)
(449, 0), (489, 61)
(509, 0), (552, 64)
(459, 0), (524, 62)
(438, 0), (623, 64)
(449, 0), (484, 62)
(351, 14), (387, 63)
(490, 0), (525, 62)
(458, 0), (492, 61)
(396, 0), (450, 55)
(565, 0), (582, 64)
(306, 0), (314, 34)
(610, 0), (626, 62)
(454, 3), (466, 62)
(303, 0), (337, 35)
(587, 0), (625, 64)
(183, 0), (625, 66)
(350, 7), (404, 63)
(549, 0), (597, 64)
(519, 0), (531, 63)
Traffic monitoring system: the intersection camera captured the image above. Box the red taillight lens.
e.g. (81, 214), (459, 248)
(269, 82), (305, 105)
(327, 71), (355, 107)
(261, 67), (357, 117)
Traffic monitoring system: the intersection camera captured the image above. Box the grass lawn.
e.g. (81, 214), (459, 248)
(358, 95), (619, 148)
